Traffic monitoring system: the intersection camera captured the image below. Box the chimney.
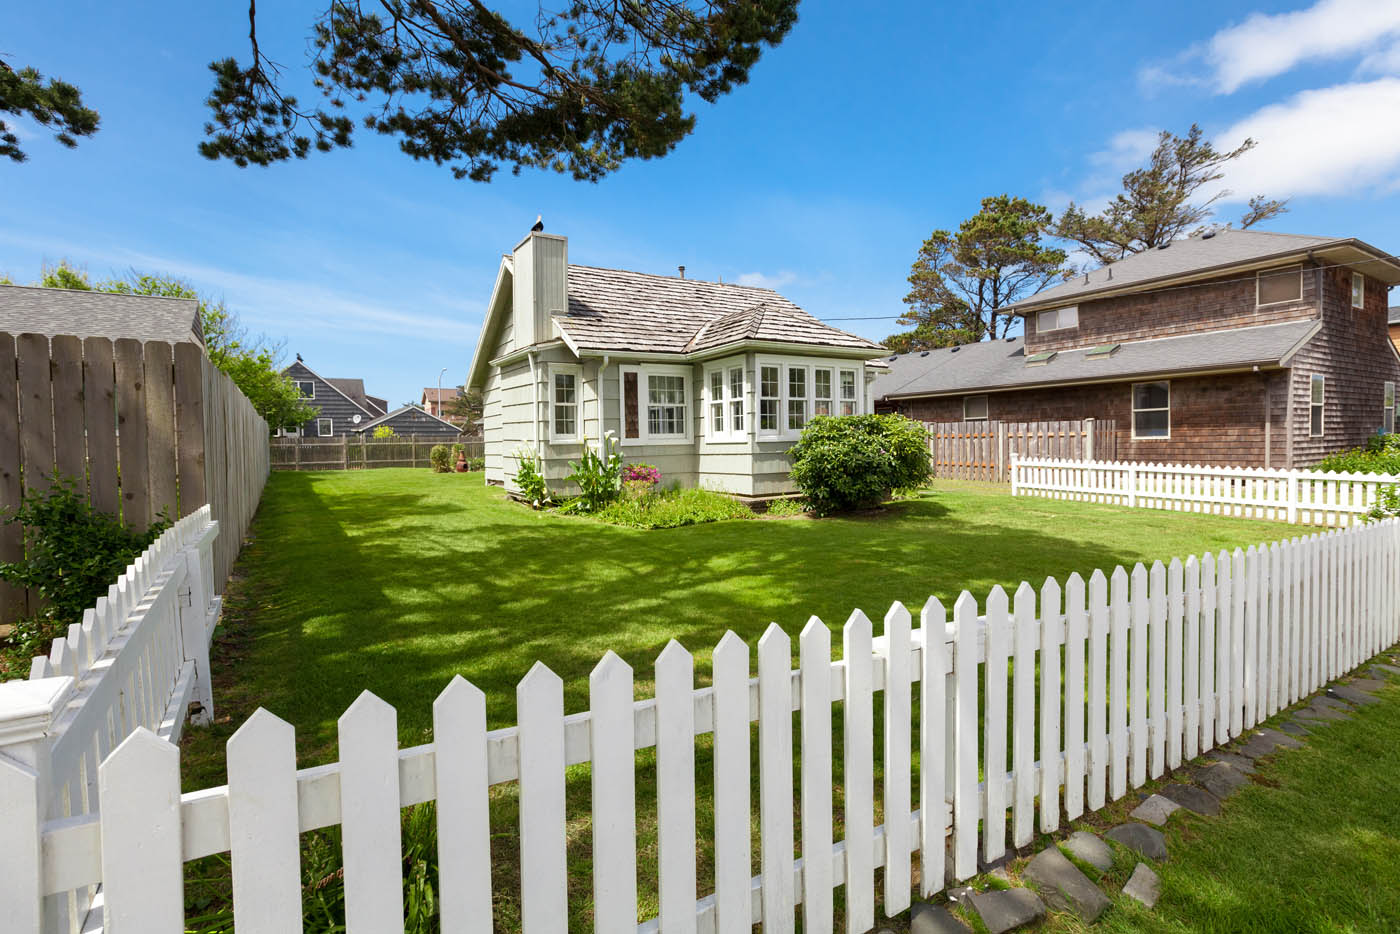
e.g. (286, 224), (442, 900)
(512, 231), (568, 347)
(678, 265), (686, 279)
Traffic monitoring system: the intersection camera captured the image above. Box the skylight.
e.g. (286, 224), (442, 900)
(1025, 351), (1056, 367)
(1087, 343), (1121, 358)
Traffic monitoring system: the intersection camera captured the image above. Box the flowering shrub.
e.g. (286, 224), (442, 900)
(565, 433), (624, 512)
(788, 414), (931, 515)
(514, 448), (551, 508)
(622, 463), (661, 485)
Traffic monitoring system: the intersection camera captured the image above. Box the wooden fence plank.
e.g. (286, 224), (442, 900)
(173, 342), (207, 518)
(50, 335), (86, 493)
(114, 338), (149, 531)
(144, 341), (179, 523)
(82, 338), (119, 517)
(0, 333), (24, 624)
(18, 333), (54, 493)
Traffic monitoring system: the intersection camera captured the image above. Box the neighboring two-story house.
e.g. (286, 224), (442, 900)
(875, 230), (1400, 468)
(280, 359), (389, 437)
(466, 229), (887, 497)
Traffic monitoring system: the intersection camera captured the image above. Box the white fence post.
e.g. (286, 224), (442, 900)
(1126, 463), (1139, 509)
(0, 676), (76, 934)
(180, 538), (215, 726)
(1009, 452), (1020, 496)
(1286, 469), (1299, 524)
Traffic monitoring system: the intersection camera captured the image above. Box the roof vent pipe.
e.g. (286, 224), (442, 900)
(678, 265), (686, 279)
(1084, 272), (1090, 284)
(1107, 267), (1113, 280)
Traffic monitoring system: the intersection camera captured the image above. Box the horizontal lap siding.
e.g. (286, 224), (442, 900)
(283, 362), (373, 436)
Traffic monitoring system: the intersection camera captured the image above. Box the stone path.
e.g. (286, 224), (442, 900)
(905, 662), (1396, 932)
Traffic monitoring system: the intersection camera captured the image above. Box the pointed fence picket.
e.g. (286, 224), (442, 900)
(12, 519), (1400, 933)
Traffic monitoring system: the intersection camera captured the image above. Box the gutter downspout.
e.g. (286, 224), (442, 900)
(527, 349), (541, 457)
(598, 354), (610, 449)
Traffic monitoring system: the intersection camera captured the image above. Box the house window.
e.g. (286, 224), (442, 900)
(551, 367), (579, 441)
(1352, 272), (1365, 309)
(1131, 381), (1170, 439)
(964, 395), (989, 421)
(1385, 381), (1396, 434)
(710, 370), (725, 435)
(295, 380), (315, 399)
(1257, 265), (1302, 306)
(840, 369), (858, 415)
(1310, 374), (1325, 437)
(317, 417), (334, 437)
(1037, 306), (1078, 332)
(620, 365), (691, 444)
(648, 375), (686, 437)
(814, 368), (833, 417)
(787, 366), (808, 431)
(759, 365), (780, 434)
(729, 366), (745, 434)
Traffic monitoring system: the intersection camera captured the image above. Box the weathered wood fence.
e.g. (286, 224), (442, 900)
(7, 516), (1397, 932)
(927, 419), (1115, 482)
(1012, 456), (1398, 528)
(0, 506), (220, 933)
(271, 434), (483, 470)
(0, 333), (267, 624)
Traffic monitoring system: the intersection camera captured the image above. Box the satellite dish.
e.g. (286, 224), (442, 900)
(352, 414), (362, 425)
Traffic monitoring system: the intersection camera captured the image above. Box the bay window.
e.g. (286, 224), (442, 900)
(787, 366), (808, 431)
(814, 368), (833, 416)
(704, 359), (747, 442)
(840, 369), (858, 415)
(759, 365), (780, 433)
(729, 366), (745, 434)
(759, 356), (865, 439)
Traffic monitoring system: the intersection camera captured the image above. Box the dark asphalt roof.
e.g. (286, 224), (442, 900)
(0, 285), (202, 344)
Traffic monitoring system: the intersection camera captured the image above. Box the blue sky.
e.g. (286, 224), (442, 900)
(5, 0), (1400, 406)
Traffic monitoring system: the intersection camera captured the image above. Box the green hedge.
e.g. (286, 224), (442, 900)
(788, 414), (932, 515)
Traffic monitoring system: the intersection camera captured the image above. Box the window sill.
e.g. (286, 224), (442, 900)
(619, 437), (693, 447)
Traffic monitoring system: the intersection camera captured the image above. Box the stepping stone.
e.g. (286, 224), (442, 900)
(1023, 847), (1111, 923)
(1311, 695), (1353, 712)
(1160, 782), (1222, 816)
(911, 901), (970, 933)
(1278, 720), (1311, 736)
(1129, 794), (1181, 826)
(1295, 704), (1349, 723)
(1237, 731), (1298, 759)
(1329, 684), (1380, 705)
(1062, 831), (1114, 872)
(1106, 823), (1169, 861)
(1194, 761), (1249, 799)
(966, 888), (1046, 934)
(1208, 749), (1257, 773)
(1122, 862), (1162, 909)
(1256, 728), (1303, 750)
(1348, 677), (1388, 692)
(1368, 662), (1400, 677)
(945, 885), (976, 905)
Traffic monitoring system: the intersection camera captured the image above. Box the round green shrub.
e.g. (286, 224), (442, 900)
(429, 444), (452, 473)
(787, 414), (931, 515)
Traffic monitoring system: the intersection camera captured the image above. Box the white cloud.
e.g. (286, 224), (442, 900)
(733, 270), (797, 290)
(1208, 77), (1400, 200)
(1089, 128), (1161, 172)
(1148, 0), (1400, 94)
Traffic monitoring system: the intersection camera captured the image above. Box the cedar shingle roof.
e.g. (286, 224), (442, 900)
(0, 285), (203, 344)
(873, 319), (1319, 400)
(557, 265), (880, 354)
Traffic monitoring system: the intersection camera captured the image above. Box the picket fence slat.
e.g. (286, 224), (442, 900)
(883, 604), (913, 914)
(1011, 584), (1036, 849)
(228, 710), (302, 934)
(98, 729), (183, 933)
(951, 593), (979, 880)
(711, 633), (751, 932)
(1087, 571), (1108, 812)
(799, 620), (833, 933)
(657, 641), (698, 934)
(517, 665), (567, 934)
(842, 612), (875, 931)
(1062, 575), (1086, 821)
(339, 692), (404, 934)
(1038, 577), (1062, 833)
(918, 598), (949, 897)
(435, 676), (493, 934)
(758, 625), (795, 934)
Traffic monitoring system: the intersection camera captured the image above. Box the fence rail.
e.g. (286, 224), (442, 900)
(927, 419), (1114, 482)
(6, 513), (1397, 932)
(1013, 456), (1398, 527)
(0, 332), (267, 624)
(1, 507), (220, 933)
(271, 435), (484, 471)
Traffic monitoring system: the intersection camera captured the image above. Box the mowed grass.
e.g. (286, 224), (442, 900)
(181, 469), (1295, 930)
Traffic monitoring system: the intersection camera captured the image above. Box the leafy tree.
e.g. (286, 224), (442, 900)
(888, 195), (1068, 351)
(24, 262), (317, 432)
(0, 58), (100, 163)
(443, 386), (484, 428)
(200, 0), (799, 182)
(1055, 125), (1289, 265)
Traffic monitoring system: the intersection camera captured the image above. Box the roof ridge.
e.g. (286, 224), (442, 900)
(567, 263), (779, 293)
(0, 284), (200, 303)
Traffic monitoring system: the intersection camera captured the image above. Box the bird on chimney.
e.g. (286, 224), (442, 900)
(530, 214), (544, 232)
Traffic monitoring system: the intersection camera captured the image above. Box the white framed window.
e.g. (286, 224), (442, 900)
(1385, 381), (1395, 434)
(757, 356), (865, 440)
(1352, 271), (1365, 309)
(295, 379), (315, 398)
(1131, 381), (1169, 439)
(317, 417), (334, 437)
(704, 359), (747, 442)
(550, 365), (580, 442)
(1310, 374), (1325, 437)
(619, 364), (692, 445)
(964, 395), (989, 421)
(1037, 306), (1078, 333)
(1257, 265), (1302, 306)
(840, 369), (858, 416)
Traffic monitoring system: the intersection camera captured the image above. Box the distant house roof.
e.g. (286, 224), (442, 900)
(1006, 230), (1400, 314)
(873, 319), (1320, 401)
(355, 404), (463, 434)
(326, 377), (386, 416)
(0, 285), (203, 344)
(422, 387), (462, 404)
(556, 265), (882, 355)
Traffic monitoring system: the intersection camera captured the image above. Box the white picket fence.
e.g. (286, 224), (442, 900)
(5, 518), (1399, 933)
(0, 506), (220, 934)
(1012, 455), (1400, 527)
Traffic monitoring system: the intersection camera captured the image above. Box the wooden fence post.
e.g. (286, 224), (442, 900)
(1084, 418), (1095, 462)
(1286, 469), (1299, 524)
(1126, 463), (1138, 509)
(0, 676), (76, 934)
(342, 435), (349, 471)
(179, 528), (215, 725)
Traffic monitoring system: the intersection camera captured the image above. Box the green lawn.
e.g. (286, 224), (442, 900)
(181, 469), (1296, 931)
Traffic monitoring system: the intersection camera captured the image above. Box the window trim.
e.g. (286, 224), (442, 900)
(317, 417), (334, 437)
(1310, 374), (1325, 438)
(1037, 306), (1078, 333)
(1385, 380), (1395, 435)
(702, 357), (747, 444)
(963, 394), (989, 422)
(295, 379), (315, 399)
(1256, 264), (1303, 307)
(548, 364), (581, 443)
(1352, 271), (1365, 309)
(618, 363), (693, 446)
(1130, 380), (1170, 441)
(756, 354), (865, 440)
(839, 368), (858, 417)
(758, 362), (782, 437)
